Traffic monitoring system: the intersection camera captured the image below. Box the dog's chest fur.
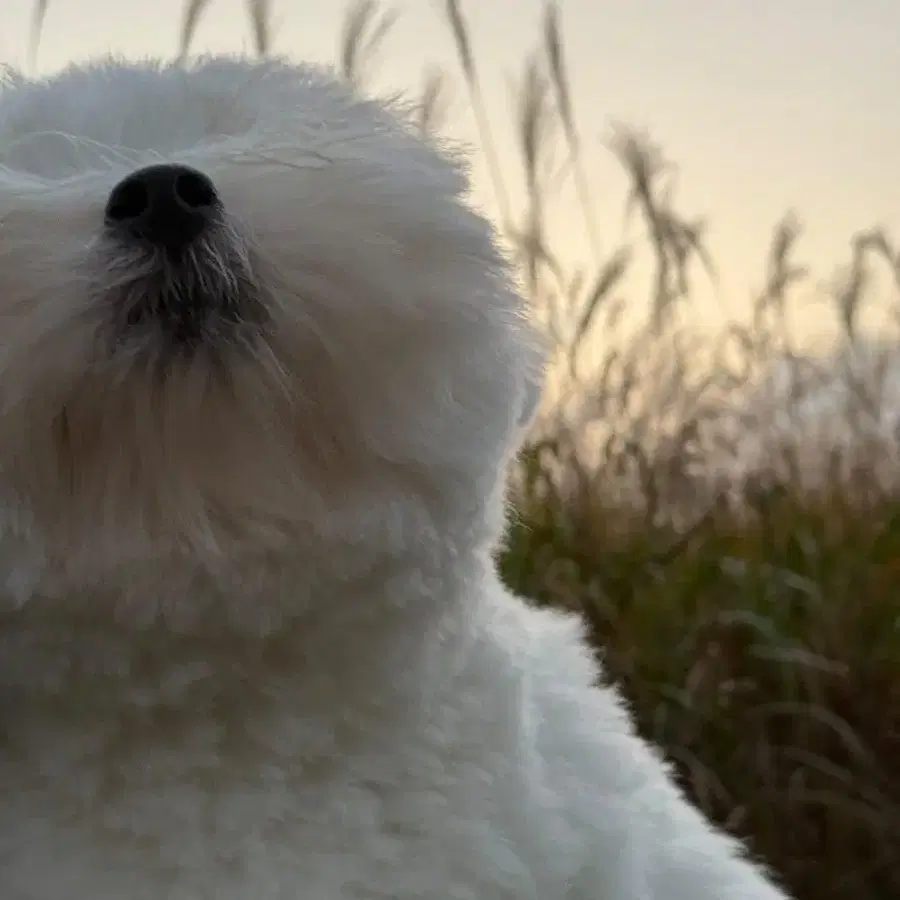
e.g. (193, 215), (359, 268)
(0, 604), (576, 900)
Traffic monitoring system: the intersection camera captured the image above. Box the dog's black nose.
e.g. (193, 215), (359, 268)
(105, 164), (219, 249)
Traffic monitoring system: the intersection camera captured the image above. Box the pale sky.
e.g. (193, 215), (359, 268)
(2, 0), (899, 341)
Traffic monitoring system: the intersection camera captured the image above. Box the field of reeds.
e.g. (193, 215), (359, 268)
(30, 1), (900, 896)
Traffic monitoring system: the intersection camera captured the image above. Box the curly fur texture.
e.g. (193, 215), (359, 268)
(0, 56), (791, 899)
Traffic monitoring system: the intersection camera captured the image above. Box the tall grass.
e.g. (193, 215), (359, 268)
(31, 1), (900, 896)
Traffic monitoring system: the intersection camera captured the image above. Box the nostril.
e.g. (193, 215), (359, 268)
(174, 171), (216, 210)
(106, 179), (150, 223)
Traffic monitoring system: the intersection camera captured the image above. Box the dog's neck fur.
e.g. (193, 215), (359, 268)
(0, 517), (494, 721)
(0, 434), (511, 735)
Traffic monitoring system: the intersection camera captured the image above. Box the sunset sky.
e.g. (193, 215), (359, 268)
(2, 0), (898, 341)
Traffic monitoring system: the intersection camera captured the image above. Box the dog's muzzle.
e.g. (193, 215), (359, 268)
(102, 165), (264, 354)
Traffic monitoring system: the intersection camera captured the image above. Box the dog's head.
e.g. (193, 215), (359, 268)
(0, 57), (543, 603)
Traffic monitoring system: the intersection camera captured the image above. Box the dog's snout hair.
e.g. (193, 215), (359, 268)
(96, 209), (266, 359)
(98, 162), (266, 358)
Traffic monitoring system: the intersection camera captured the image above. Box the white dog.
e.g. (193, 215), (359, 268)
(0, 57), (791, 899)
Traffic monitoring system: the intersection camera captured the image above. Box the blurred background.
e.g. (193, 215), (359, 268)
(3, 1), (900, 897)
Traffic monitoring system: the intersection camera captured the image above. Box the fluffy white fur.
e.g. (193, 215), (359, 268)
(0, 57), (791, 899)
